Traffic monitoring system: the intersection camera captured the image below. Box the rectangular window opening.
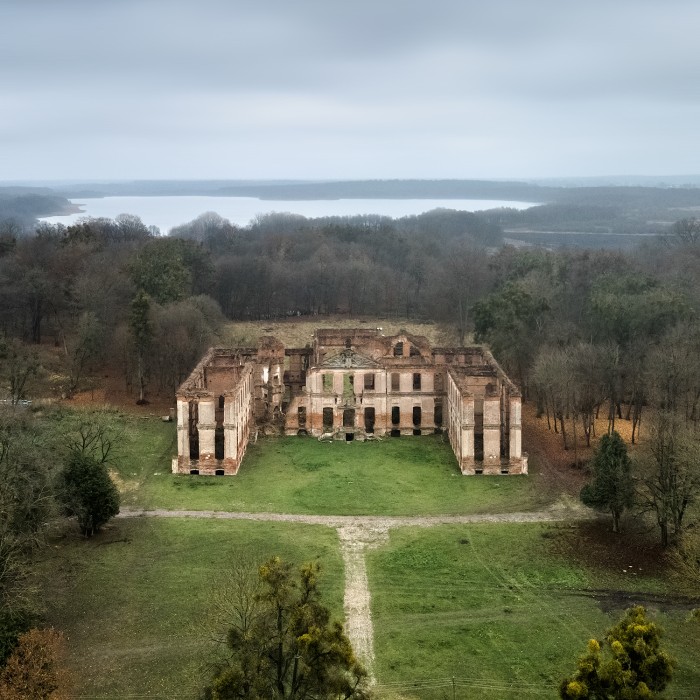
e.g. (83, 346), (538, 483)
(413, 373), (421, 391)
(391, 406), (400, 425)
(215, 427), (224, 460)
(364, 407), (375, 433)
(323, 407), (334, 430)
(391, 373), (400, 391)
(343, 408), (355, 428)
(412, 406), (421, 426)
(364, 373), (375, 391)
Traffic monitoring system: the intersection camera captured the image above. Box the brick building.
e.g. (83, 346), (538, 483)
(173, 328), (527, 476)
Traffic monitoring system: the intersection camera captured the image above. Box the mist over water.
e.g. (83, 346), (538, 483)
(39, 195), (537, 233)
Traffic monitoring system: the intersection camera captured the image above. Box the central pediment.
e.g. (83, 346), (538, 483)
(320, 348), (381, 369)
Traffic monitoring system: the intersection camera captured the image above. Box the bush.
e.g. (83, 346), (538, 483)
(59, 452), (119, 536)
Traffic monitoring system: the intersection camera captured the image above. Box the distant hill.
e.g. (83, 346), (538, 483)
(0, 188), (74, 234)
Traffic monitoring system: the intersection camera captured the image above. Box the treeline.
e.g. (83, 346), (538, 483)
(0, 208), (499, 401)
(472, 218), (700, 465)
(0, 207), (698, 407)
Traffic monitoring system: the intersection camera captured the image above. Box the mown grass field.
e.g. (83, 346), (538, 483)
(40, 517), (344, 699)
(114, 417), (555, 515)
(40, 410), (700, 699)
(367, 523), (700, 699)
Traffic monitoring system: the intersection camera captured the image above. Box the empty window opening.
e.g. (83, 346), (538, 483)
(364, 373), (375, 391)
(188, 402), (199, 460)
(323, 407), (334, 430)
(218, 395), (225, 410)
(215, 427), (224, 460)
(391, 373), (400, 391)
(434, 373), (444, 392)
(189, 469), (199, 475)
(501, 467), (510, 475)
(413, 406), (422, 426)
(391, 406), (400, 425)
(323, 374), (333, 393)
(474, 434), (484, 461)
(364, 407), (375, 433)
(434, 401), (443, 426)
(393, 342), (403, 357)
(475, 468), (484, 475)
(343, 374), (354, 398)
(345, 432), (354, 442)
(215, 469), (225, 476)
(297, 406), (307, 428)
(413, 373), (421, 391)
(391, 428), (401, 437)
(413, 428), (421, 436)
(343, 408), (355, 428)
(410, 345), (420, 357)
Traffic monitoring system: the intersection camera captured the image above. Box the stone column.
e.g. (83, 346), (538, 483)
(509, 395), (522, 460)
(223, 396), (238, 473)
(482, 393), (501, 473)
(197, 397), (216, 464)
(460, 394), (475, 474)
(175, 398), (190, 472)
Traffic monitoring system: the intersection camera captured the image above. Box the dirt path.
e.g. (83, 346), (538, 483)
(118, 501), (596, 528)
(118, 504), (598, 680)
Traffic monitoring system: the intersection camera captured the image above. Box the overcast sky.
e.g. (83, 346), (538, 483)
(1, 0), (698, 181)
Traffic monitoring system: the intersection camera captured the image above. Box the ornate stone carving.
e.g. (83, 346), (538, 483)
(320, 349), (380, 369)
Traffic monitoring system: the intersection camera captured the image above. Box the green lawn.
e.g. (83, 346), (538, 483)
(366, 523), (700, 699)
(41, 517), (344, 699)
(120, 420), (553, 515)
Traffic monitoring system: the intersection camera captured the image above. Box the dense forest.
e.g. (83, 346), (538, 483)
(0, 202), (699, 415)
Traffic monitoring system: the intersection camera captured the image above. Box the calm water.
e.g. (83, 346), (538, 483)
(40, 195), (536, 233)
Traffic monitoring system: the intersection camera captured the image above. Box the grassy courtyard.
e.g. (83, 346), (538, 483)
(115, 417), (555, 515)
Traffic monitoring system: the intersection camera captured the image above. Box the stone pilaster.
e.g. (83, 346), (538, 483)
(460, 395), (475, 474)
(197, 398), (216, 462)
(482, 394), (501, 473)
(509, 395), (522, 460)
(176, 398), (190, 471)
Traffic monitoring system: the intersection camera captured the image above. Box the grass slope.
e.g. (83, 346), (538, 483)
(41, 518), (343, 699)
(367, 524), (700, 699)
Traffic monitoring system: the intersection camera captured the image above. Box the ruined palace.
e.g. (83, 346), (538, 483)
(173, 328), (527, 476)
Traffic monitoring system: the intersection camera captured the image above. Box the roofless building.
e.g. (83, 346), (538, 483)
(173, 329), (527, 476)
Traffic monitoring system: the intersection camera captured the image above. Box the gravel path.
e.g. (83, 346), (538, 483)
(118, 502), (596, 528)
(118, 503), (598, 680)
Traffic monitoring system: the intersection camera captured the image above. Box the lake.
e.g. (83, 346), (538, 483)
(39, 195), (537, 233)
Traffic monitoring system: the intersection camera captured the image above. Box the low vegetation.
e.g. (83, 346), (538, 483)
(39, 518), (344, 699)
(132, 432), (552, 516)
(366, 524), (700, 699)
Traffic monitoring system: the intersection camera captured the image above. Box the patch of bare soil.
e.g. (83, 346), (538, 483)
(546, 518), (669, 578)
(565, 589), (700, 615)
(64, 370), (174, 416)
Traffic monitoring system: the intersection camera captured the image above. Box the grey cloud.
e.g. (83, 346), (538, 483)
(1, 0), (699, 180)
